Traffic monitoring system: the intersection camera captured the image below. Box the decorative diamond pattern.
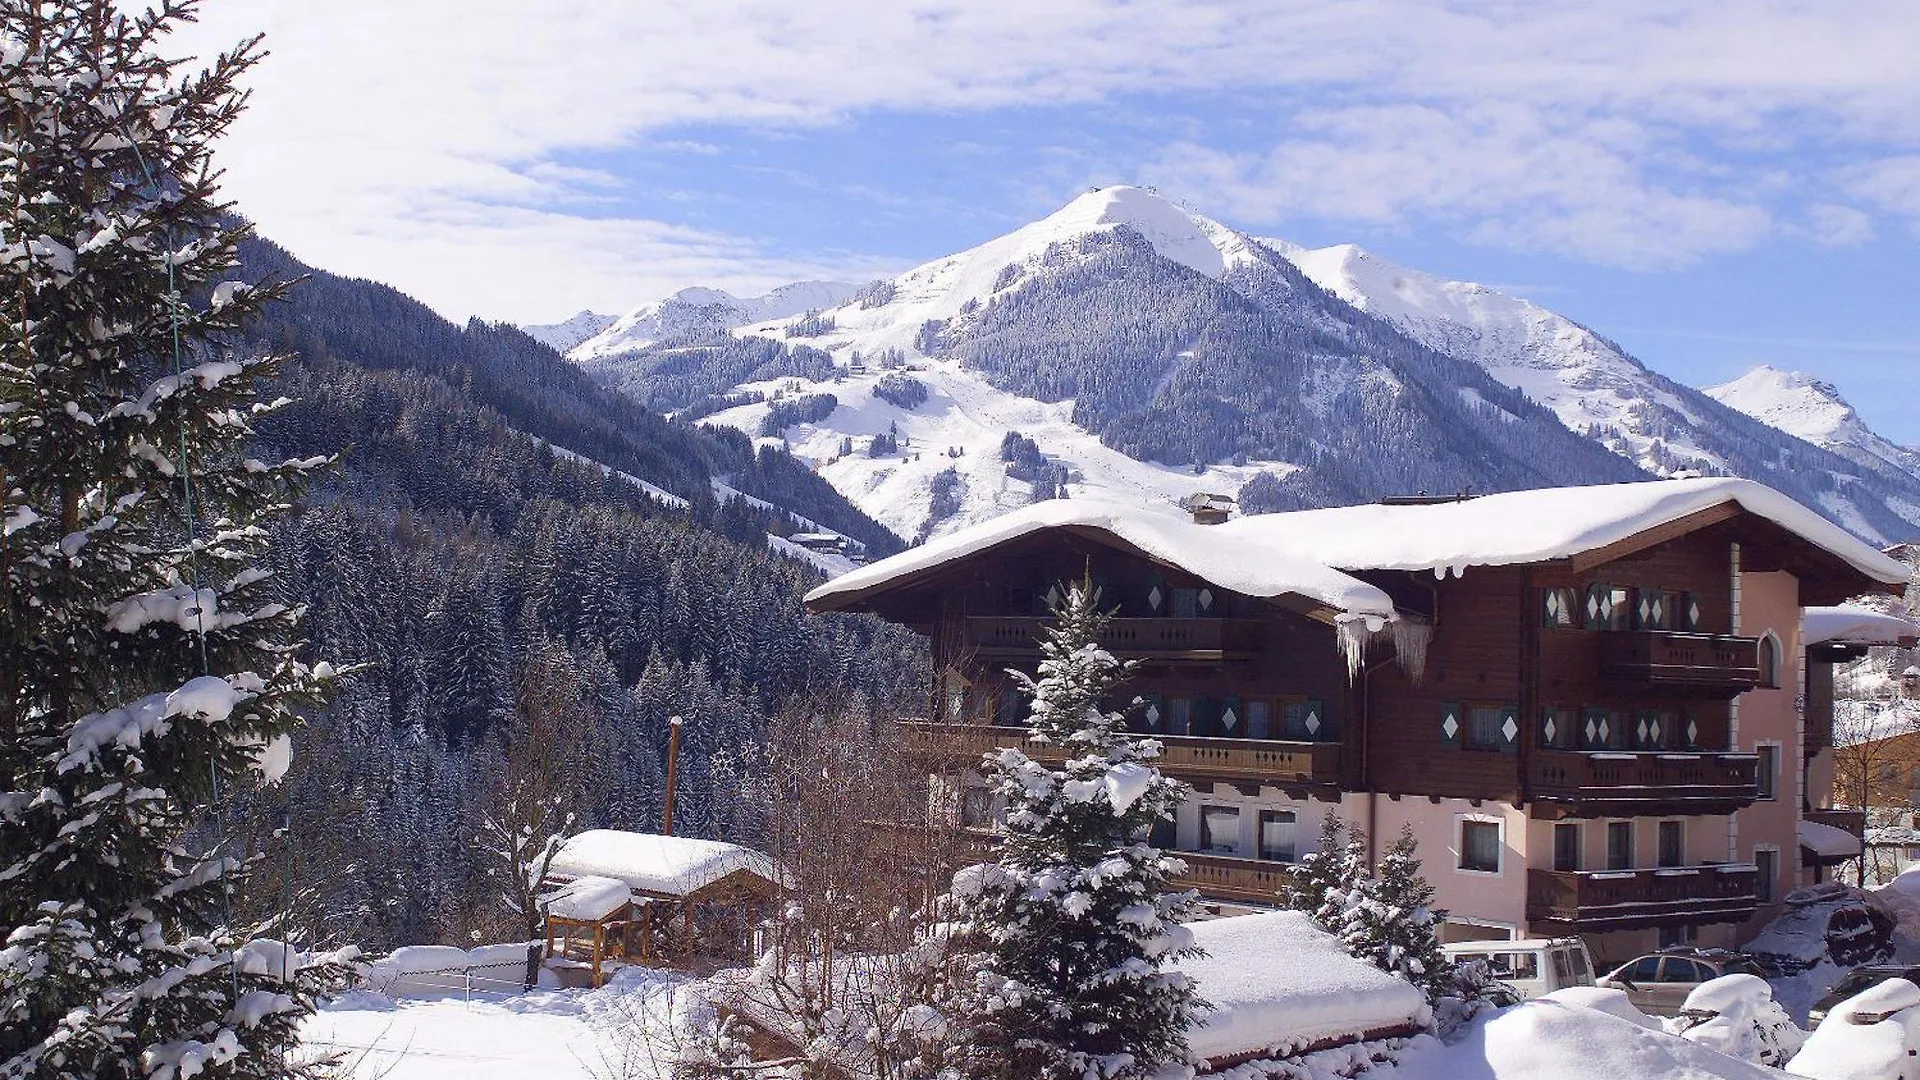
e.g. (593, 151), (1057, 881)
(1637, 719), (1650, 744)
(1442, 713), (1460, 740)
(1687, 719), (1699, 745)
(1221, 705), (1239, 731)
(1544, 716), (1558, 744)
(1198, 588), (1214, 613)
(1148, 585), (1163, 612)
(1546, 591), (1564, 621)
(1598, 718), (1611, 743)
(1145, 703), (1162, 727)
(1502, 715), (1519, 744)
(1688, 598), (1701, 629)
(1584, 718), (1598, 744)
(1586, 594), (1601, 622)
(1046, 583), (1062, 608)
(1648, 718), (1662, 744)
(1305, 708), (1321, 735)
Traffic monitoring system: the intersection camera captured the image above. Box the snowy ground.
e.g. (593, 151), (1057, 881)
(304, 969), (688, 1080)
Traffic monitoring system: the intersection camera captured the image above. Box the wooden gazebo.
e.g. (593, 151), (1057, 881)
(540, 830), (785, 984)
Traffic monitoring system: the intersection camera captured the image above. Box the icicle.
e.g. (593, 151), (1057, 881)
(1392, 619), (1433, 684)
(1337, 615), (1370, 683)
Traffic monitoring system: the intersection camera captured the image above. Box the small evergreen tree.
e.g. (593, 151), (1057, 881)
(1, 4), (345, 1076)
(1282, 812), (1368, 927)
(1338, 826), (1451, 1002)
(943, 581), (1202, 1080)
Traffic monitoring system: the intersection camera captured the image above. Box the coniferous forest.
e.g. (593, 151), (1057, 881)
(227, 237), (926, 950)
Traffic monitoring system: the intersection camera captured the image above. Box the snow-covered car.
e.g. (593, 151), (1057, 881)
(1788, 977), (1920, 1080)
(1667, 973), (1805, 1067)
(1810, 965), (1920, 1027)
(1595, 949), (1768, 1017)
(1443, 938), (1594, 1000)
(1746, 882), (1895, 974)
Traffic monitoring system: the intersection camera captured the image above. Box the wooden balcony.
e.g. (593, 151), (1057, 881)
(901, 721), (1340, 788)
(1527, 865), (1761, 932)
(1597, 631), (1761, 697)
(1173, 851), (1295, 906)
(964, 616), (1263, 662)
(1806, 807), (1866, 840)
(1528, 750), (1760, 818)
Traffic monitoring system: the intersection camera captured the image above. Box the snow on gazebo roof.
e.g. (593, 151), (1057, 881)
(1804, 605), (1920, 647)
(541, 875), (634, 921)
(547, 830), (785, 898)
(1175, 911), (1428, 1062)
(804, 497), (1396, 618)
(1221, 477), (1910, 582)
(1798, 819), (1863, 862)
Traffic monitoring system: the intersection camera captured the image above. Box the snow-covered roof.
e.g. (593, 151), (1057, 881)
(1804, 605), (1920, 647)
(1174, 910), (1429, 1061)
(1798, 819), (1863, 860)
(540, 875), (634, 921)
(804, 498), (1397, 618)
(1220, 477), (1909, 583)
(546, 830), (784, 898)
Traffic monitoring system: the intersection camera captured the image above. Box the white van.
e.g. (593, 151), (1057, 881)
(1443, 938), (1596, 1000)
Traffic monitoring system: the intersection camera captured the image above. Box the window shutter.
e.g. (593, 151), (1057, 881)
(1192, 695), (1213, 736)
(1541, 707), (1559, 749)
(1218, 696), (1242, 735)
(1305, 698), (1329, 740)
(1139, 693), (1166, 732)
(1499, 705), (1521, 754)
(1145, 572), (1166, 616)
(1441, 701), (1463, 748)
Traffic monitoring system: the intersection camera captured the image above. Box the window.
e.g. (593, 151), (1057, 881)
(1148, 814), (1176, 849)
(1658, 956), (1705, 981)
(1758, 633), (1781, 689)
(1487, 952), (1539, 980)
(1542, 586), (1580, 628)
(960, 787), (995, 828)
(1553, 823), (1581, 872)
(1756, 744), (1779, 801)
(1607, 821), (1634, 870)
(1172, 587), (1200, 618)
(1200, 806), (1240, 854)
(996, 688), (1026, 728)
(1632, 709), (1675, 750)
(1283, 700), (1330, 741)
(1467, 706), (1507, 750)
(1258, 810), (1297, 862)
(1169, 697), (1194, 736)
(1625, 955), (1662, 983)
(1246, 700), (1272, 740)
(1581, 707), (1625, 750)
(1460, 820), (1502, 874)
(1658, 821), (1684, 868)
(1586, 583), (1631, 630)
(1756, 847), (1778, 904)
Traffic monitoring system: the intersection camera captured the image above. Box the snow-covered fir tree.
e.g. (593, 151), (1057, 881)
(1338, 826), (1451, 1003)
(1281, 812), (1368, 928)
(0, 4), (346, 1076)
(942, 581), (1202, 1080)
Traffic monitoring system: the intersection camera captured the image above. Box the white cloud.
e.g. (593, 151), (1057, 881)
(162, 1), (1920, 317)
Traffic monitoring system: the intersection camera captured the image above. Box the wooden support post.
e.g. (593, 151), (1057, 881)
(592, 923), (604, 988)
(663, 716), (683, 836)
(640, 904), (653, 963)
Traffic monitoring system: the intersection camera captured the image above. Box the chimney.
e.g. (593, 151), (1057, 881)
(1182, 492), (1235, 525)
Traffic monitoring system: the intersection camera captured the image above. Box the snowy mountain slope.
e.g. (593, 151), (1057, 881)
(1707, 366), (1920, 480)
(565, 281), (860, 360)
(676, 187), (1640, 539)
(1269, 240), (1920, 544)
(522, 310), (615, 353)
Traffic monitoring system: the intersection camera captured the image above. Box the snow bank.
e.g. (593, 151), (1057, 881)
(805, 497), (1396, 618)
(1670, 974), (1804, 1067)
(1538, 986), (1659, 1029)
(541, 875), (633, 921)
(1804, 605), (1920, 647)
(1223, 477), (1908, 584)
(547, 830), (784, 897)
(1382, 997), (1782, 1080)
(1800, 819), (1863, 860)
(1789, 979), (1920, 1080)
(1175, 910), (1429, 1061)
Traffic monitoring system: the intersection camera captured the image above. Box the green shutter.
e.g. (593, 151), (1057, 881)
(1139, 693), (1166, 732)
(1145, 571), (1167, 615)
(1218, 696), (1242, 735)
(1306, 698), (1330, 741)
(1499, 705), (1520, 754)
(1441, 701), (1463, 748)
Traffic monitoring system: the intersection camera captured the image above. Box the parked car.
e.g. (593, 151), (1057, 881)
(1594, 949), (1767, 1017)
(1809, 965), (1920, 1027)
(1789, 977), (1920, 1080)
(1443, 938), (1595, 1000)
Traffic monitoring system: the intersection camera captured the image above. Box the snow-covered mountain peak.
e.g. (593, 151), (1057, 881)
(1704, 366), (1855, 445)
(522, 310), (616, 353)
(564, 280), (861, 360)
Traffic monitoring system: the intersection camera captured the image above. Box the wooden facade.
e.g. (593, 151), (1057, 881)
(822, 501), (1901, 937)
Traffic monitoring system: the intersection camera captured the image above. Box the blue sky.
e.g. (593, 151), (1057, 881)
(181, 2), (1920, 443)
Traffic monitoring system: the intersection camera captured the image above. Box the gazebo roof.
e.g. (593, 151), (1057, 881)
(547, 830), (785, 898)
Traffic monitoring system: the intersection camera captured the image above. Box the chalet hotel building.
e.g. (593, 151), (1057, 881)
(806, 477), (1911, 965)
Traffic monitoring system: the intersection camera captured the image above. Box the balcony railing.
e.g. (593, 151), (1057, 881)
(1172, 850), (1295, 905)
(1597, 631), (1761, 697)
(1527, 865), (1761, 932)
(1528, 750), (1759, 817)
(964, 616), (1263, 660)
(901, 721), (1340, 787)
